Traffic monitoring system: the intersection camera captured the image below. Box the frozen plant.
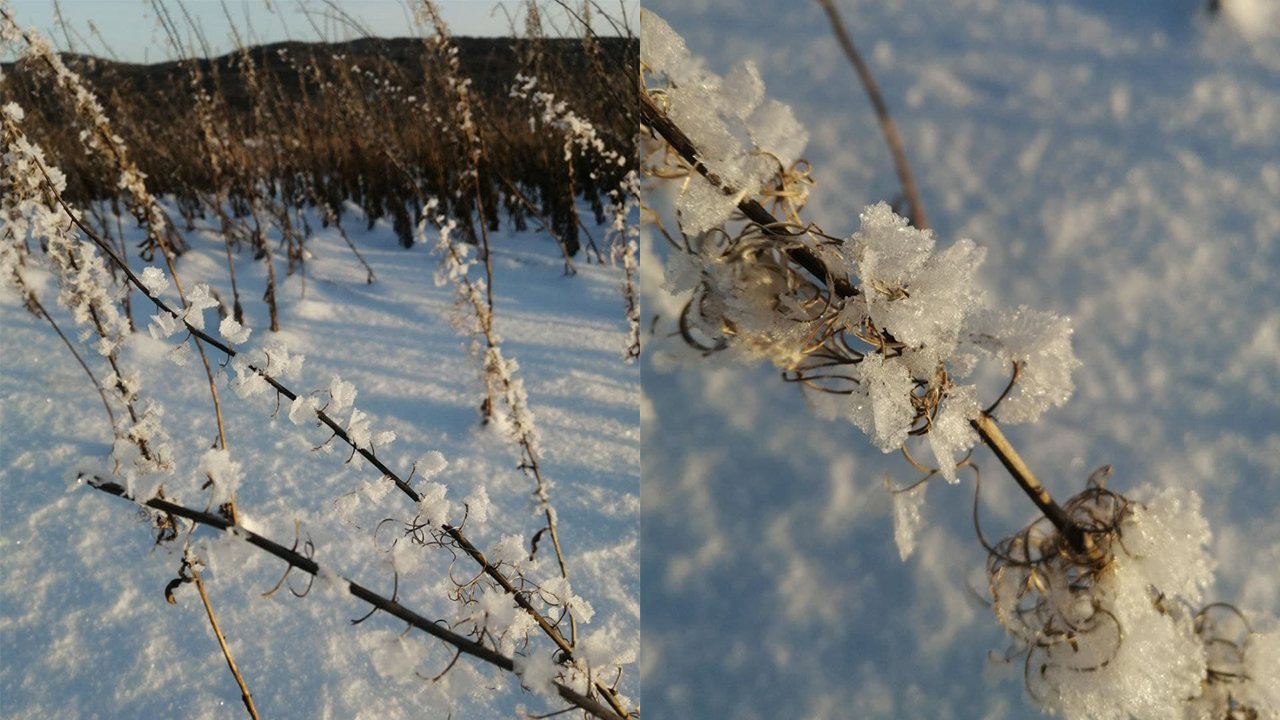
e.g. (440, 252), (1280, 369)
(640, 9), (1278, 720)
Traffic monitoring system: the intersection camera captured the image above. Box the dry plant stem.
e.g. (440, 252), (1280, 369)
(38, 168), (631, 720)
(191, 568), (262, 720)
(88, 480), (625, 720)
(639, 92), (856, 298)
(642, 91), (1091, 555)
(971, 413), (1089, 555)
(814, 0), (930, 230)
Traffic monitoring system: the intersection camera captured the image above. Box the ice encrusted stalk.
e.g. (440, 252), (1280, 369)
(641, 10), (1278, 719)
(420, 198), (584, 646)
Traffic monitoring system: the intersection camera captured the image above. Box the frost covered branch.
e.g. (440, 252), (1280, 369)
(86, 478), (626, 720)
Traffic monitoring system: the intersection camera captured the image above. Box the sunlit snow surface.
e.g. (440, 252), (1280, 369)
(641, 1), (1279, 718)
(0, 206), (639, 718)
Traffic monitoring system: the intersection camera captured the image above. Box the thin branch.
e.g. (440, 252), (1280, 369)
(814, 0), (929, 231)
(191, 567), (262, 720)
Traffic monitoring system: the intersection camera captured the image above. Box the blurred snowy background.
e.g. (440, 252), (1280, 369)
(640, 0), (1280, 718)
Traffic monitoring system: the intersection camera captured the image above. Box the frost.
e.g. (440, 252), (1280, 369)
(148, 311), (180, 340)
(416, 481), (452, 527)
(138, 266), (168, 296)
(334, 492), (361, 521)
(261, 340), (304, 380)
(219, 316), (251, 344)
(849, 356), (915, 452)
(539, 576), (595, 625)
(199, 448), (242, 506)
(288, 395), (319, 426)
(513, 652), (559, 699)
(180, 282), (219, 331)
(464, 485), (491, 524)
(491, 534), (529, 569)
(847, 202), (987, 372)
(963, 305), (1080, 424)
(416, 450), (448, 480)
(890, 480), (927, 561)
(361, 475), (394, 503)
(642, 10), (808, 235)
(346, 408), (372, 450)
(926, 385), (981, 483)
(328, 374), (357, 413)
(164, 342), (190, 367)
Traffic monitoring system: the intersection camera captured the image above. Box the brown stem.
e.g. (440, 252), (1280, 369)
(191, 568), (262, 720)
(971, 413), (1088, 554)
(815, 0), (930, 231)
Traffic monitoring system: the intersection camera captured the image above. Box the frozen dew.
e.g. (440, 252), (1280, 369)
(138, 266), (168, 296)
(218, 316), (251, 345)
(464, 485), (491, 524)
(963, 305), (1081, 424)
(328, 374), (357, 413)
(198, 447), (242, 506)
(849, 356), (915, 452)
(926, 385), (981, 484)
(416, 481), (452, 527)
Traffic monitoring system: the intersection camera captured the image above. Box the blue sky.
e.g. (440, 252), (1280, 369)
(4, 1), (637, 63)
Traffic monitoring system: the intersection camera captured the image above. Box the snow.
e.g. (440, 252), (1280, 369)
(1, 198), (639, 718)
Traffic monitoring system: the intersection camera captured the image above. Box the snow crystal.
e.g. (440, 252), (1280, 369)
(198, 448), (242, 506)
(1123, 486), (1215, 603)
(642, 10), (808, 235)
(288, 395), (319, 426)
(218, 316), (251, 345)
(361, 475), (394, 503)
(539, 576), (595, 624)
(464, 485), (491, 524)
(333, 492), (361, 521)
(890, 480), (927, 561)
(1239, 627), (1280, 715)
(513, 652), (559, 699)
(164, 342), (190, 367)
(490, 534), (529, 569)
(848, 203), (987, 371)
(416, 481), (452, 527)
(328, 374), (357, 412)
(147, 310), (180, 340)
(138, 266), (168, 296)
(416, 450), (448, 480)
(346, 408), (372, 450)
(478, 588), (517, 632)
(964, 305), (1081, 424)
(926, 385), (980, 483)
(180, 282), (219, 331)
(261, 340), (304, 380)
(1012, 486), (1217, 720)
(849, 356), (915, 452)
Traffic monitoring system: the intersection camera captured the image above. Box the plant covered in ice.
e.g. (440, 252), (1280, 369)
(641, 9), (1276, 720)
(643, 10), (1079, 486)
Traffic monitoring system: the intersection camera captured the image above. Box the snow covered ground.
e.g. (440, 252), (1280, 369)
(0, 204), (639, 718)
(640, 1), (1279, 718)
